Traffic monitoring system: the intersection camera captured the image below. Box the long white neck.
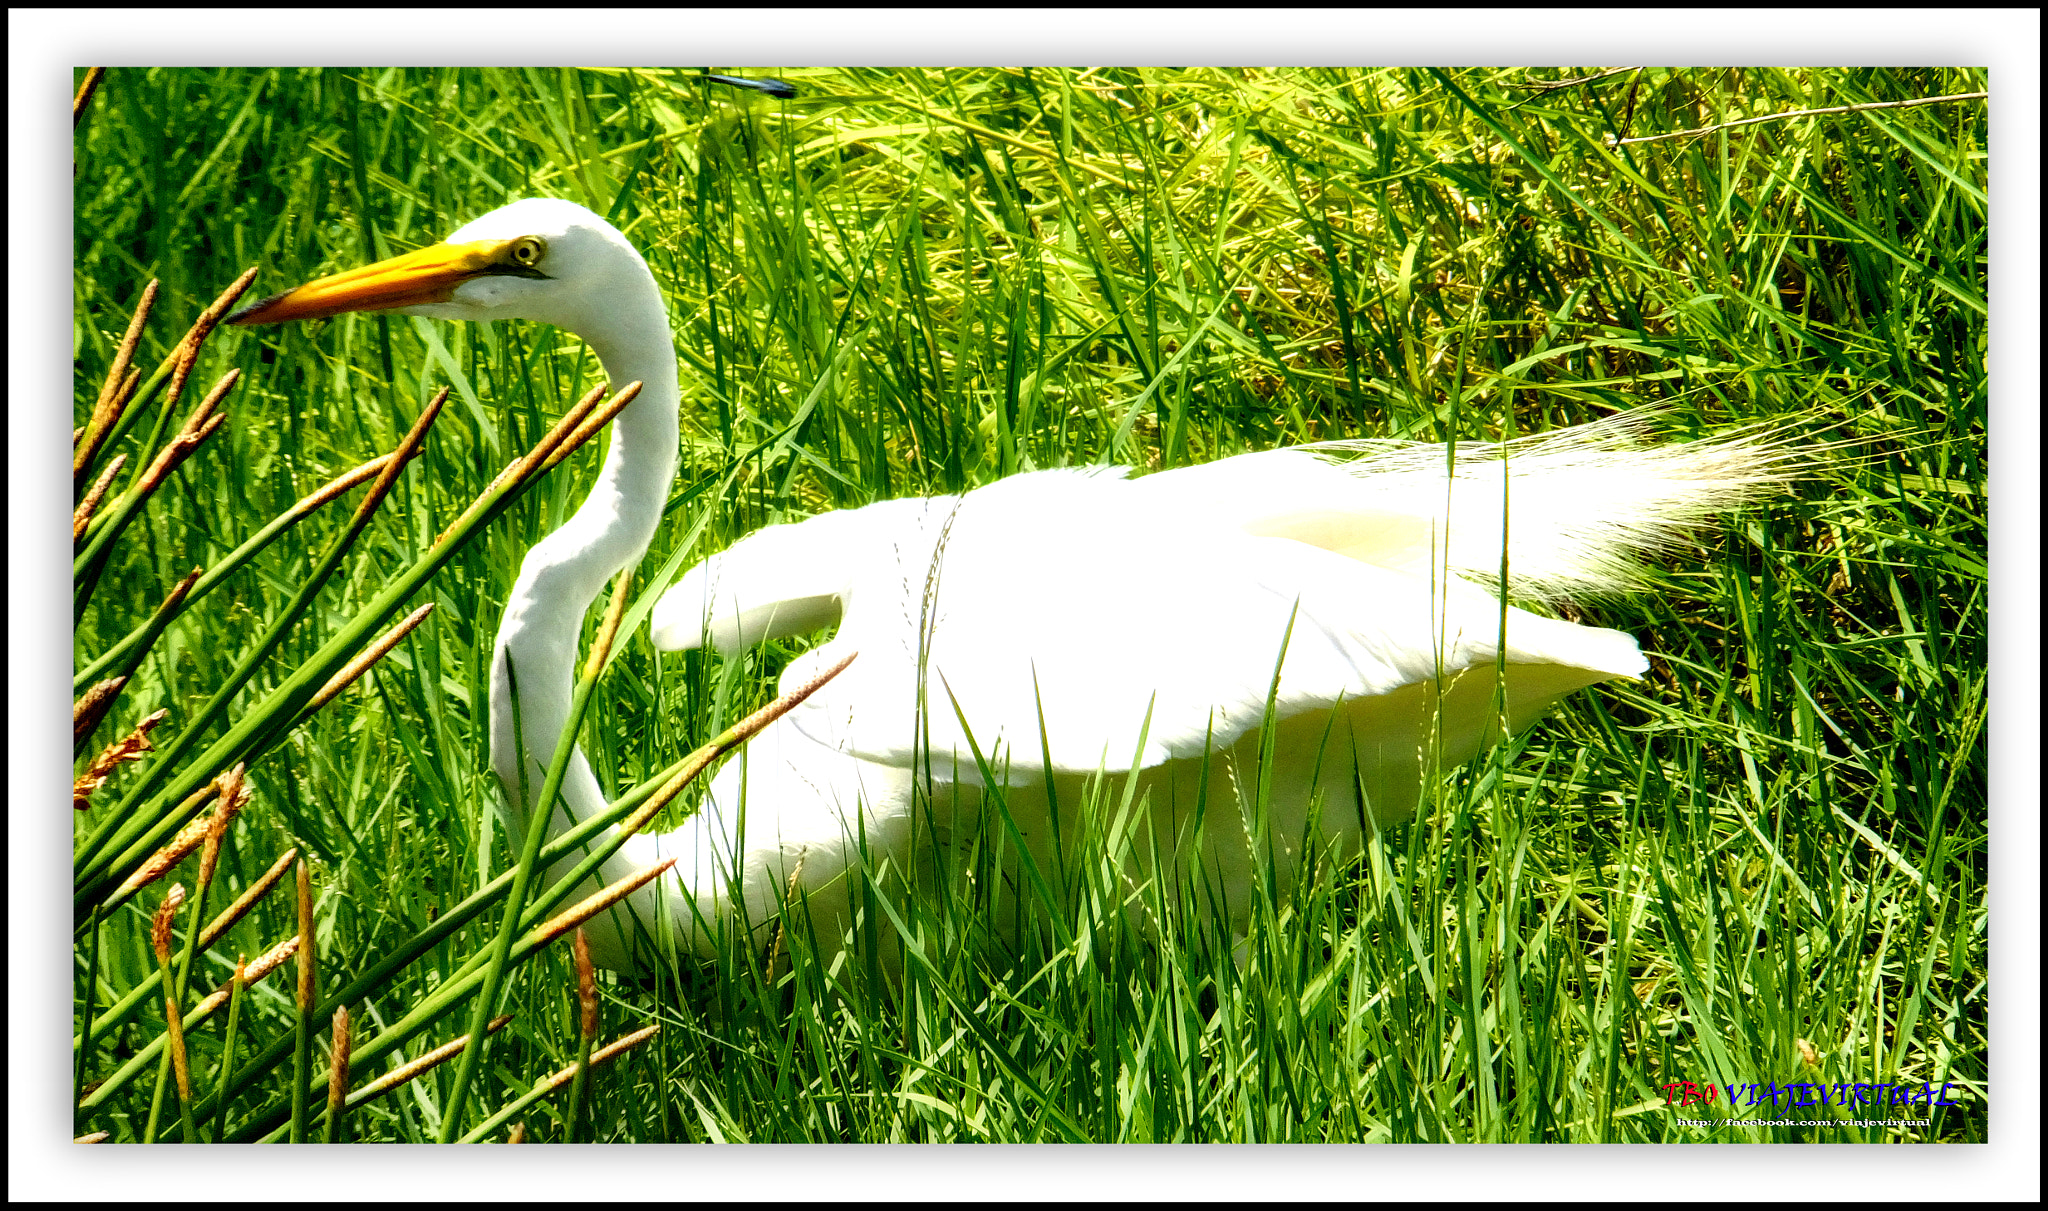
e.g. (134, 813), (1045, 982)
(487, 290), (679, 966)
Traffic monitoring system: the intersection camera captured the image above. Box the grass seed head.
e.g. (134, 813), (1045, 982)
(150, 883), (186, 962)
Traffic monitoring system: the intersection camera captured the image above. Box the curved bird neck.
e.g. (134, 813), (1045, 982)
(490, 271), (680, 823)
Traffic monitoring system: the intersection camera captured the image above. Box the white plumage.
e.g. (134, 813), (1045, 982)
(233, 199), (1795, 973)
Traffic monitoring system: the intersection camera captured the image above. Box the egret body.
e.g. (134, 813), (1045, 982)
(232, 198), (1791, 973)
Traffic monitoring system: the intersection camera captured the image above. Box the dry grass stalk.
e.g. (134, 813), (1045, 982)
(575, 929), (598, 1040)
(244, 934), (301, 985)
(351, 1014), (515, 1104)
(101, 365), (142, 424)
(151, 886), (194, 1103)
(765, 852), (807, 980)
(72, 681), (131, 753)
(325, 1006), (353, 1132)
(435, 381), (623, 548)
(584, 570), (633, 682)
(114, 768), (241, 897)
(182, 267), (260, 352)
(614, 650), (859, 840)
(72, 66), (106, 125)
(77, 565), (200, 704)
(529, 859), (677, 947)
(74, 453), (128, 541)
(504, 1122), (527, 1144)
(148, 267), (258, 444)
(73, 561), (197, 745)
(543, 382), (643, 474)
(296, 859), (315, 1014)
(327, 389), (444, 550)
(129, 369), (238, 503)
(150, 884), (186, 960)
(189, 935), (298, 1017)
(498, 383), (610, 490)
(74, 278), (156, 482)
(293, 453), (400, 517)
(73, 1131), (111, 1144)
(198, 847), (298, 950)
(73, 706), (168, 808)
(303, 603), (436, 716)
(197, 764), (249, 891)
(96, 346), (146, 422)
(535, 1026), (661, 1091)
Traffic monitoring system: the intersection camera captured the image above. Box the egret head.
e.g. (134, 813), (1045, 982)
(227, 197), (652, 337)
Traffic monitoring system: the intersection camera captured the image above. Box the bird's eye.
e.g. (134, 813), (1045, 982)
(508, 236), (546, 268)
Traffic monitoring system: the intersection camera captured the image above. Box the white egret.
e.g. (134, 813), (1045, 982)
(232, 198), (1794, 974)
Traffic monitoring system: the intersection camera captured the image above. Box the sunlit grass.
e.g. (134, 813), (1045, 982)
(73, 65), (1986, 1143)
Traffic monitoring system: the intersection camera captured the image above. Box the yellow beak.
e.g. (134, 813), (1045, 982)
(227, 238), (524, 325)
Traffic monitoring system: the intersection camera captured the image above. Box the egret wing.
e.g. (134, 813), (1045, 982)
(650, 496), (948, 653)
(773, 471), (1646, 779)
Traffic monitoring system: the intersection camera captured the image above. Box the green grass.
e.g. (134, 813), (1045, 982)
(71, 66), (1987, 1144)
